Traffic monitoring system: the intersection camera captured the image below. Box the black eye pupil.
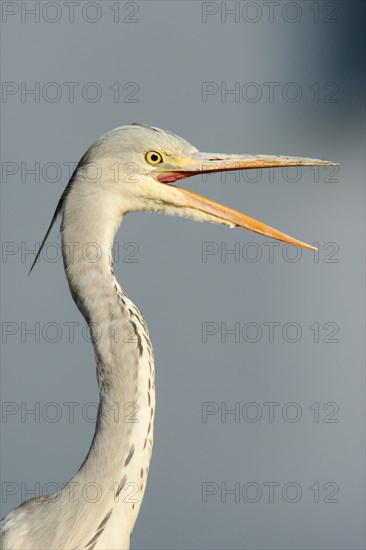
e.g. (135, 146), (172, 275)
(151, 154), (158, 161)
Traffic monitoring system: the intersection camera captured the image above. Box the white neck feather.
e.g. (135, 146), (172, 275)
(57, 178), (156, 549)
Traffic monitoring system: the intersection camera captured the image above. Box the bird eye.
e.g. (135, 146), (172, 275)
(145, 151), (163, 165)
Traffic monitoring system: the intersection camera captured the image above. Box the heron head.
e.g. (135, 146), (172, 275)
(73, 122), (336, 250)
(30, 124), (339, 274)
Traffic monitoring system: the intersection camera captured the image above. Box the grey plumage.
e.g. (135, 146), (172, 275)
(1, 124), (336, 549)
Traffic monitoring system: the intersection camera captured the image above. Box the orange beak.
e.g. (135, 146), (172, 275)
(156, 152), (338, 250)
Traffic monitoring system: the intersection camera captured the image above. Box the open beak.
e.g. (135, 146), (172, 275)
(156, 152), (338, 250)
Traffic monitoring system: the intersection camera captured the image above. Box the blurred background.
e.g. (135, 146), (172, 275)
(1, 1), (365, 548)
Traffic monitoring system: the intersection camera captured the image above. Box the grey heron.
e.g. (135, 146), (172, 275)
(0, 124), (336, 549)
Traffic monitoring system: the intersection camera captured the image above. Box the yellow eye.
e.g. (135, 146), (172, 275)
(145, 151), (163, 165)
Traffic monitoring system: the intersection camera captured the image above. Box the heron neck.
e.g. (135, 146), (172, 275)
(59, 186), (155, 547)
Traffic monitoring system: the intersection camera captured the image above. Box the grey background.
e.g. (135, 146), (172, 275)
(1, 1), (365, 549)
